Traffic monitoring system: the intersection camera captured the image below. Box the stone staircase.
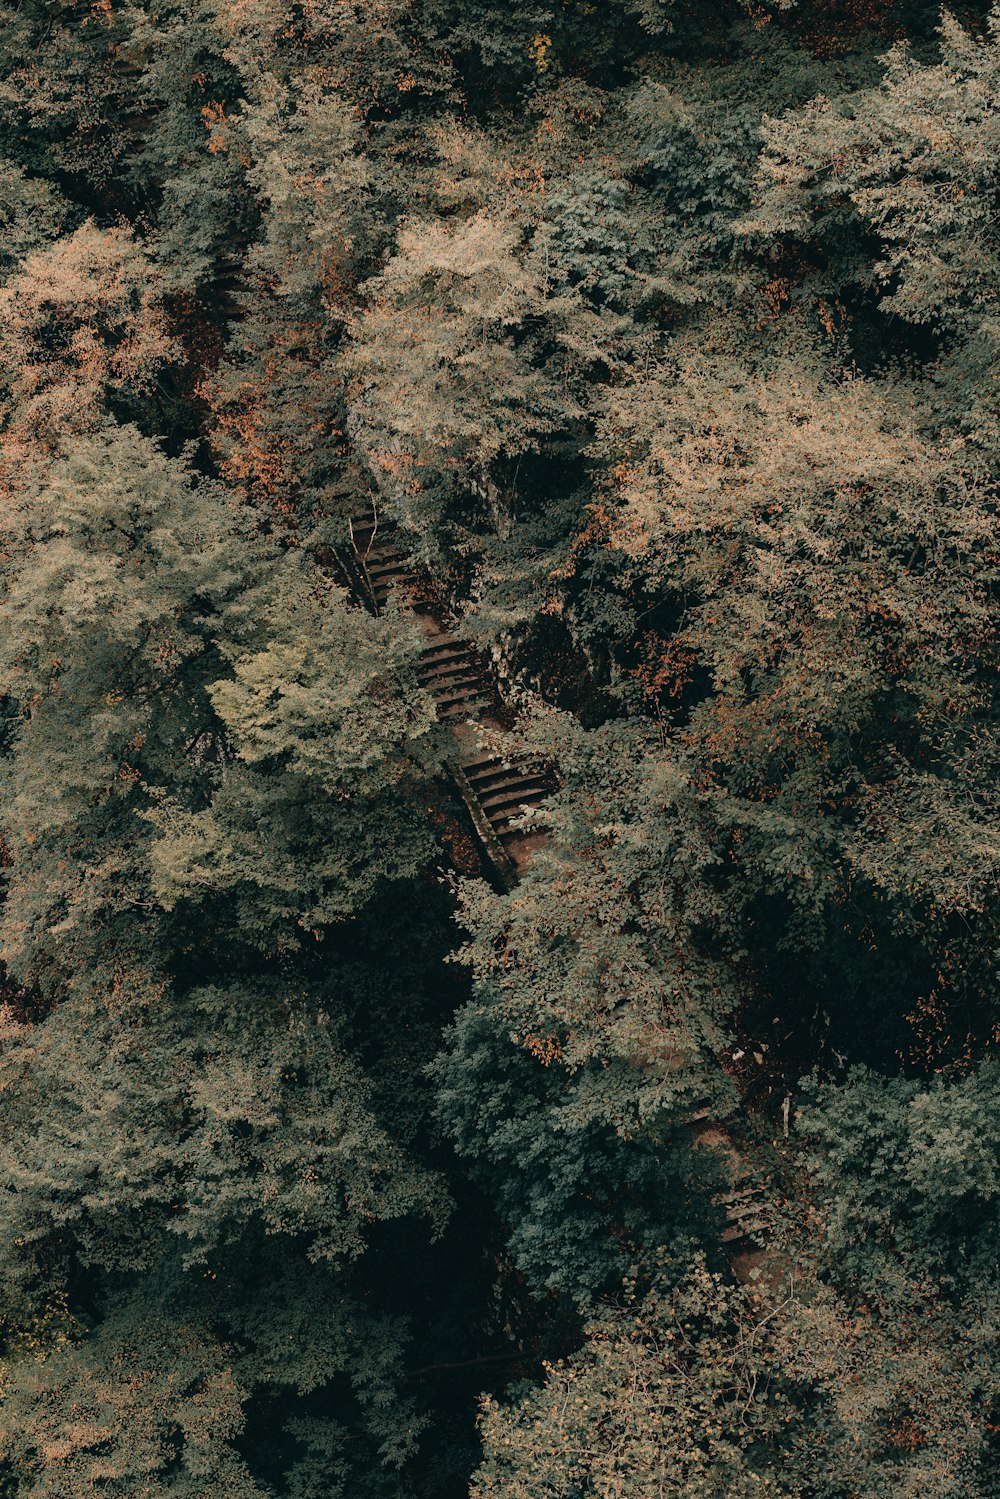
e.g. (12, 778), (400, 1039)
(416, 636), (492, 721)
(346, 504), (775, 1266)
(716, 1181), (771, 1248)
(348, 510), (555, 870)
(458, 753), (553, 844)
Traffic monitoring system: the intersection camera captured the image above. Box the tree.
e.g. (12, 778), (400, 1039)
(0, 1306), (266, 1498)
(0, 224), (176, 441)
(432, 998), (726, 1306)
(797, 1061), (1000, 1286)
(584, 346), (998, 1062)
(472, 1258), (813, 1499)
(450, 714), (739, 1126)
(0, 423), (444, 990)
(146, 575), (443, 948)
(433, 713), (738, 1303)
(473, 1230), (1000, 1499)
(0, 427), (247, 996)
(750, 8), (1000, 445)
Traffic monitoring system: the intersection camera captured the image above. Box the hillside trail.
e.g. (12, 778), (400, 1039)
(344, 507), (779, 1281)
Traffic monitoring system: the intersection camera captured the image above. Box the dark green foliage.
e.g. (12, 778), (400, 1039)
(432, 999), (727, 1304)
(472, 1249), (1000, 1499)
(449, 716), (741, 1125)
(0, 0), (997, 1495)
(473, 1259), (816, 1499)
(799, 1062), (1000, 1285)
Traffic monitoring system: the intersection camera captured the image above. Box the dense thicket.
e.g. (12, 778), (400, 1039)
(0, 0), (996, 1493)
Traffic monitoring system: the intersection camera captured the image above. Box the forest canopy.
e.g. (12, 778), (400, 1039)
(0, 0), (997, 1494)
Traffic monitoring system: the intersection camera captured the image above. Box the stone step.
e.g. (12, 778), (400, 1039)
(492, 806), (549, 832)
(720, 1217), (770, 1246)
(716, 1184), (768, 1211)
(461, 754), (504, 773)
(437, 697), (489, 721)
(478, 784), (551, 815)
(366, 556), (408, 580)
(420, 636), (471, 657)
(428, 678), (487, 704)
(433, 684), (489, 710)
(417, 649), (478, 675)
(474, 768), (549, 796)
(420, 665), (486, 692)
